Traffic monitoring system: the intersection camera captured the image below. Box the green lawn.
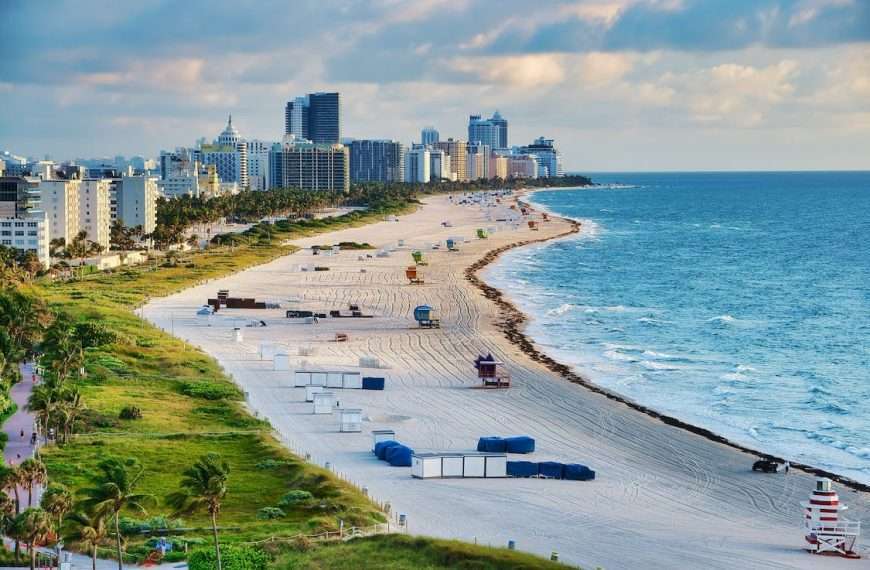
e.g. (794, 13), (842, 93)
(29, 204), (421, 545)
(271, 534), (577, 569)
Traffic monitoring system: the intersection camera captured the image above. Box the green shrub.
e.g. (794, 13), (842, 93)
(180, 381), (240, 400)
(188, 545), (267, 570)
(119, 405), (142, 420)
(255, 459), (290, 470)
(162, 551), (187, 563)
(256, 506), (285, 520)
(278, 490), (313, 507)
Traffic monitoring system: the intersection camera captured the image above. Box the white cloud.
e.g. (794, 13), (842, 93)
(447, 54), (567, 89)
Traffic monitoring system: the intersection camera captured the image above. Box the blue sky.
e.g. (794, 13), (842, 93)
(1, 0), (869, 170)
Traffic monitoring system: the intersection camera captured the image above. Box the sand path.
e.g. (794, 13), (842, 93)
(145, 194), (869, 569)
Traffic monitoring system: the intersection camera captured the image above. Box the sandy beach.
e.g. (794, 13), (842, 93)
(145, 193), (869, 569)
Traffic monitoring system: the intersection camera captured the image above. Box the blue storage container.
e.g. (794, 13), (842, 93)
(477, 436), (506, 452)
(538, 461), (565, 479)
(386, 445), (413, 467)
(563, 464), (596, 481)
(506, 461), (539, 478)
(374, 440), (399, 460)
(504, 436), (535, 454)
(362, 377), (385, 390)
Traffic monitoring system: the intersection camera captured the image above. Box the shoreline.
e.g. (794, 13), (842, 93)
(477, 192), (870, 494)
(145, 192), (867, 567)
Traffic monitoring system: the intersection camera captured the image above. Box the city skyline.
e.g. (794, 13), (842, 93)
(2, 0), (869, 171)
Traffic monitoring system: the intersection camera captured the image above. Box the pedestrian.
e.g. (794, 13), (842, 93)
(20, 429), (24, 439)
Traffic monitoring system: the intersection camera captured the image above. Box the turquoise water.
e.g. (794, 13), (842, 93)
(487, 172), (870, 482)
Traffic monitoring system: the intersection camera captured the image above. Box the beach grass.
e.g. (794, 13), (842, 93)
(270, 534), (575, 569)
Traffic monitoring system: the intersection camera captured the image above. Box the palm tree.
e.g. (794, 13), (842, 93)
(80, 458), (154, 570)
(166, 453), (230, 570)
(10, 508), (55, 570)
(65, 510), (107, 570)
(0, 464), (24, 514)
(0, 493), (17, 554)
(18, 458), (47, 508)
(41, 484), (73, 535)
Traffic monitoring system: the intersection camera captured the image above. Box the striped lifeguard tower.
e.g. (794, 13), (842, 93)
(801, 477), (861, 558)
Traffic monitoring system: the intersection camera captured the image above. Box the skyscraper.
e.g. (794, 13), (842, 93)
(404, 145), (430, 183)
(349, 140), (405, 183)
(434, 139), (468, 182)
(270, 140), (349, 193)
(284, 92), (341, 144)
(200, 115), (249, 189)
(421, 127), (439, 146)
(468, 111), (508, 150)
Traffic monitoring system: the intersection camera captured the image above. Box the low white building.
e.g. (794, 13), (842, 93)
(0, 210), (50, 268)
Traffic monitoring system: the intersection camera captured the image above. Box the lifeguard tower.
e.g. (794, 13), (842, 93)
(405, 266), (424, 285)
(411, 251), (427, 265)
(474, 353), (511, 388)
(801, 477), (861, 558)
(413, 305), (440, 328)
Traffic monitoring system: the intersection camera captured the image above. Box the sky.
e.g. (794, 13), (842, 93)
(1, 0), (869, 171)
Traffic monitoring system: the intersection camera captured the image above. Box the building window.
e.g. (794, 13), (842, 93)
(14, 231), (24, 236)
(27, 231), (37, 236)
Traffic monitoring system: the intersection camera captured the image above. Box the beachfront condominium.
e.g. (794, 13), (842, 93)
(468, 111), (508, 150)
(0, 211), (50, 268)
(421, 126), (439, 146)
(115, 175), (158, 235)
(78, 179), (112, 250)
(434, 139), (468, 182)
(349, 140), (405, 183)
(270, 139), (349, 193)
(246, 140), (273, 191)
(517, 137), (563, 177)
(200, 115), (249, 189)
(404, 145), (430, 183)
(284, 92), (341, 144)
(429, 148), (453, 181)
(466, 142), (490, 180)
(489, 153), (509, 180)
(158, 147), (201, 198)
(38, 178), (81, 245)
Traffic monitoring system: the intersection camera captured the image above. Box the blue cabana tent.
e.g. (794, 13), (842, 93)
(386, 445), (413, 466)
(374, 440), (400, 460)
(507, 461), (539, 478)
(504, 436), (535, 454)
(538, 461), (565, 479)
(563, 464), (596, 481)
(362, 377), (385, 390)
(477, 437), (507, 452)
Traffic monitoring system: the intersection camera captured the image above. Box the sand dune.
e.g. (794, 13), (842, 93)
(145, 194), (868, 569)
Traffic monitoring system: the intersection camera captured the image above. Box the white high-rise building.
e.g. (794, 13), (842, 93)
(429, 149), (452, 181)
(0, 210), (50, 268)
(116, 175), (158, 235)
(38, 179), (80, 245)
(466, 142), (490, 180)
(79, 179), (111, 250)
(404, 146), (430, 183)
(246, 140), (272, 191)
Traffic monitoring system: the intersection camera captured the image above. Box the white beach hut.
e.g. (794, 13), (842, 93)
(359, 356), (380, 368)
(233, 327), (243, 343)
(313, 391), (335, 414)
(339, 409), (362, 432)
(305, 385), (324, 402)
(410, 452), (507, 479)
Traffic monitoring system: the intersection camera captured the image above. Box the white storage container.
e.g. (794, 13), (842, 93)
(339, 409), (362, 433)
(442, 456), (464, 477)
(326, 372), (344, 388)
(342, 373), (363, 389)
(412, 454), (442, 479)
(463, 455), (486, 478)
(310, 372), (327, 387)
(233, 328), (243, 342)
(313, 391), (335, 415)
(371, 429), (395, 451)
(294, 371), (310, 387)
(305, 386), (324, 402)
(485, 454), (507, 478)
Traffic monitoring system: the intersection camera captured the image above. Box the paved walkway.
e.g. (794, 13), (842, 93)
(2, 364), (183, 569)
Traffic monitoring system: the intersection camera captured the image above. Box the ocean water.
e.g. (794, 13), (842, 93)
(487, 172), (870, 483)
